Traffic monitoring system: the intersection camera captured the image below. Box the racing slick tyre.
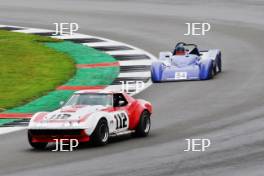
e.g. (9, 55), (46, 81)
(28, 131), (48, 150)
(151, 62), (163, 83)
(213, 61), (217, 76)
(209, 62), (215, 79)
(91, 119), (109, 146)
(135, 110), (151, 137)
(217, 52), (222, 72)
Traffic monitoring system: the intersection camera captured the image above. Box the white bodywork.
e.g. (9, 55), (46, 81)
(200, 49), (220, 61)
(159, 49), (220, 63)
(28, 105), (129, 136)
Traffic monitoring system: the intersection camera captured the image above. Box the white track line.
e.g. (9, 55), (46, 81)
(52, 33), (98, 39)
(83, 41), (121, 47)
(118, 72), (151, 78)
(106, 50), (145, 55)
(15, 28), (54, 33)
(0, 127), (26, 135)
(0, 24), (22, 28)
(119, 60), (151, 66)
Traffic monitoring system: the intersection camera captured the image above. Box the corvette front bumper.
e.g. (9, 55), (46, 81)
(28, 129), (90, 143)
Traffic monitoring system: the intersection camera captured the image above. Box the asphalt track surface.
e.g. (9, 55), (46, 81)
(1, 0), (264, 175)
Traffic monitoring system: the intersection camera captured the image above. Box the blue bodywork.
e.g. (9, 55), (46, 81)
(151, 43), (221, 82)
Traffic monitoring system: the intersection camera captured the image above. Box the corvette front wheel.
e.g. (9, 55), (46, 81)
(135, 111), (151, 137)
(91, 119), (109, 146)
(28, 131), (48, 150)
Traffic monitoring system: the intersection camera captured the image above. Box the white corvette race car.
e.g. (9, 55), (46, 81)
(27, 90), (152, 149)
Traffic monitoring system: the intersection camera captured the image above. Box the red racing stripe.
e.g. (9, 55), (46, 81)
(57, 85), (105, 90)
(0, 113), (33, 119)
(76, 62), (119, 68)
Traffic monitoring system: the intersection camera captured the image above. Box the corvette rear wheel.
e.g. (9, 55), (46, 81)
(91, 119), (109, 146)
(28, 131), (48, 150)
(135, 111), (151, 137)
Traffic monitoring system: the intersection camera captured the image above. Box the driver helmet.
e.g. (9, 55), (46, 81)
(173, 46), (185, 55)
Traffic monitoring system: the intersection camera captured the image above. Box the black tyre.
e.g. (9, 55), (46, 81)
(152, 79), (161, 83)
(28, 131), (48, 150)
(135, 111), (151, 137)
(213, 63), (217, 76)
(91, 119), (109, 146)
(217, 53), (222, 72)
(208, 63), (214, 79)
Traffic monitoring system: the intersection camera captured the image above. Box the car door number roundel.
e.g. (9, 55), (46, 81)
(114, 112), (128, 130)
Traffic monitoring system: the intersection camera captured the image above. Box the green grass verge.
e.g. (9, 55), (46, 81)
(6, 90), (75, 113)
(0, 30), (75, 112)
(65, 67), (118, 86)
(5, 41), (119, 114)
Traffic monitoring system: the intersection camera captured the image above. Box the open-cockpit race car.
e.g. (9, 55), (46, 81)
(151, 42), (222, 82)
(27, 90), (152, 149)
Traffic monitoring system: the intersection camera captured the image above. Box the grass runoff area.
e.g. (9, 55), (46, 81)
(0, 31), (119, 117)
(5, 42), (119, 114)
(0, 30), (75, 112)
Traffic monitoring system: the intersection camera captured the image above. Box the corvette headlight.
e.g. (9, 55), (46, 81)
(72, 122), (79, 127)
(64, 121), (79, 127)
(64, 122), (71, 127)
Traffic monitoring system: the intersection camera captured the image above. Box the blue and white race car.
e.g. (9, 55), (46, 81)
(151, 42), (222, 82)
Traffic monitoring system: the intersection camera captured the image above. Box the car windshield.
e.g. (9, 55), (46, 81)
(64, 93), (112, 106)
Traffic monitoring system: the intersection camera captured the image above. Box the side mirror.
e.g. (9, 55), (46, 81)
(118, 100), (126, 107)
(60, 101), (65, 107)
